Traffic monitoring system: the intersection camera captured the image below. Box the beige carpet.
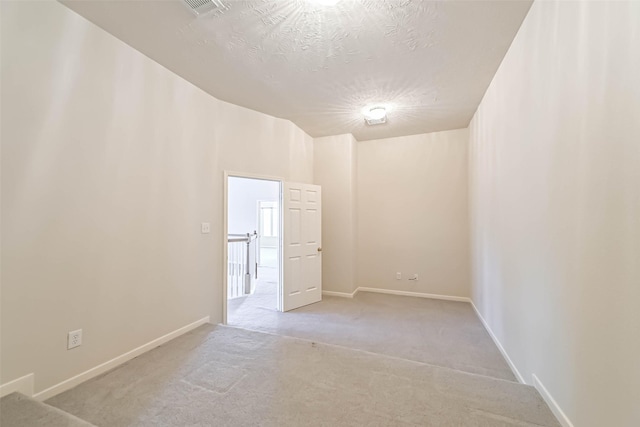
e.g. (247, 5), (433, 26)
(229, 290), (516, 382)
(47, 325), (560, 426)
(0, 392), (95, 427)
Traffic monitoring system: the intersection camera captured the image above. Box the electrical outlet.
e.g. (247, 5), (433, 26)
(68, 329), (82, 350)
(396, 272), (402, 280)
(201, 222), (210, 234)
(409, 273), (419, 281)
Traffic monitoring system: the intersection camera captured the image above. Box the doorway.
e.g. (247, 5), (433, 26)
(225, 175), (282, 325)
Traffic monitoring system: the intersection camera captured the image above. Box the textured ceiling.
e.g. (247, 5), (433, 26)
(61, 0), (532, 140)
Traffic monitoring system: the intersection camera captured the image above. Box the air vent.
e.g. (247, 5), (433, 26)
(183, 0), (228, 16)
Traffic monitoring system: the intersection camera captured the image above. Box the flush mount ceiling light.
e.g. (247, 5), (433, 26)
(363, 107), (387, 125)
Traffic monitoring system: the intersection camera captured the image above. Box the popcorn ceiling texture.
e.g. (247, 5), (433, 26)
(62, 0), (532, 140)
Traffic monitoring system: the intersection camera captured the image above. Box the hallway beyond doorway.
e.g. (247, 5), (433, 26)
(226, 175), (281, 319)
(228, 266), (279, 322)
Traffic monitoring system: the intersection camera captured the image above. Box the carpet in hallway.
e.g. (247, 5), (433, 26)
(0, 392), (95, 427)
(229, 291), (516, 382)
(47, 324), (559, 427)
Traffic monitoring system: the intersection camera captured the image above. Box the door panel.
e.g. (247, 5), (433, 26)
(283, 182), (322, 311)
(289, 209), (301, 244)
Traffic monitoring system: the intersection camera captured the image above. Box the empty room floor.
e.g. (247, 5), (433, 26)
(27, 293), (559, 426)
(229, 291), (515, 381)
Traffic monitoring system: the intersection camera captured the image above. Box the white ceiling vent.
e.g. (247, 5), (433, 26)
(182, 0), (228, 17)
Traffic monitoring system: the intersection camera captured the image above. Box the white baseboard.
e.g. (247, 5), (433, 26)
(471, 300), (572, 427)
(322, 290), (357, 298)
(356, 287), (471, 302)
(323, 287), (470, 302)
(533, 374), (574, 427)
(469, 301), (525, 384)
(32, 316), (210, 401)
(0, 373), (34, 398)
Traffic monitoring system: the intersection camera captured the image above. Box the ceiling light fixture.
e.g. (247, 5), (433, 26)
(364, 106), (387, 125)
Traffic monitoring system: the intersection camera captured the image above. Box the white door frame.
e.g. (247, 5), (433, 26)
(222, 171), (284, 325)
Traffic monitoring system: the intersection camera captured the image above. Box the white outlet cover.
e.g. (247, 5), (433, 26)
(68, 329), (82, 350)
(396, 272), (402, 280)
(201, 222), (211, 234)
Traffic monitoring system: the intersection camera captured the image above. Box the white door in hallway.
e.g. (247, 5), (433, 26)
(283, 183), (322, 311)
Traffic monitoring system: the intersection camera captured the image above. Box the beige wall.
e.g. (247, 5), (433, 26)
(0, 1), (312, 394)
(357, 129), (470, 297)
(314, 134), (358, 294)
(469, 1), (640, 425)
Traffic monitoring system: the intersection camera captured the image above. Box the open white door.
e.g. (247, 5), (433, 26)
(283, 182), (322, 311)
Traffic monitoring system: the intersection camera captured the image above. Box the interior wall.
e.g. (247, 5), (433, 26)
(468, 1), (640, 425)
(357, 129), (470, 297)
(313, 134), (358, 294)
(0, 1), (312, 395)
(228, 177), (279, 236)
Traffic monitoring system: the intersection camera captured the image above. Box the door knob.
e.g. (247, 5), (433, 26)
(317, 247), (322, 252)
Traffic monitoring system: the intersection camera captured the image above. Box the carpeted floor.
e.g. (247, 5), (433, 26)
(1, 289), (560, 426)
(47, 325), (559, 427)
(229, 287), (515, 382)
(0, 392), (95, 427)
(228, 266), (279, 315)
